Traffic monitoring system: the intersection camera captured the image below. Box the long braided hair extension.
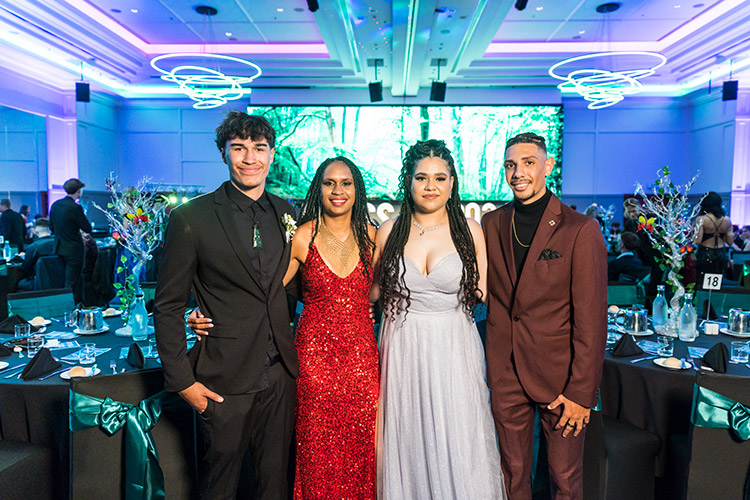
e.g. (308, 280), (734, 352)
(378, 139), (480, 319)
(297, 156), (376, 277)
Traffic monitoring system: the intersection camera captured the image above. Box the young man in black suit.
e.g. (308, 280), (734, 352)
(49, 179), (91, 303)
(0, 199), (26, 252)
(608, 231), (644, 281)
(154, 113), (298, 500)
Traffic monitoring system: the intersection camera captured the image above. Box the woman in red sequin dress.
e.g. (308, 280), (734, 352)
(190, 156), (379, 499)
(285, 157), (379, 499)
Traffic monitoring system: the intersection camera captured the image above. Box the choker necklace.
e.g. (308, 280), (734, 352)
(412, 218), (442, 236)
(512, 210), (531, 248)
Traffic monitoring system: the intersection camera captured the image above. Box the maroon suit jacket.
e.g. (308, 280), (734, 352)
(482, 194), (607, 408)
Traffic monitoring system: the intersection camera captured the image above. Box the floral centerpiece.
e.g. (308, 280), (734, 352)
(634, 166), (703, 335)
(93, 175), (168, 317)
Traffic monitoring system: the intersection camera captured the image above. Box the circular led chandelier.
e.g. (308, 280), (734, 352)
(549, 51), (667, 109)
(150, 53), (262, 109)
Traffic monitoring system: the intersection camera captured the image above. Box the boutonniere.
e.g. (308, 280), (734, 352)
(281, 213), (297, 243)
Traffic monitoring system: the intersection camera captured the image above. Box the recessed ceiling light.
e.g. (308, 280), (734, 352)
(225, 32), (232, 36)
(130, 8), (138, 13)
(693, 3), (705, 7)
(111, 8), (121, 13)
(536, 6), (544, 11)
(674, 4), (682, 8)
(294, 7), (304, 12)
(579, 30), (586, 34)
(277, 8), (284, 12)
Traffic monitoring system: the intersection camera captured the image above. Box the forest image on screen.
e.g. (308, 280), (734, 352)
(248, 105), (563, 201)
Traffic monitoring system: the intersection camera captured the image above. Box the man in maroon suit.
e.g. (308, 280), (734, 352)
(482, 132), (607, 500)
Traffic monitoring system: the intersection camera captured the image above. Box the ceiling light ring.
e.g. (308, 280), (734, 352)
(150, 53), (261, 109)
(549, 51), (667, 109)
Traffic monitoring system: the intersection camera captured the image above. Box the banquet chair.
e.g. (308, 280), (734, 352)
(7, 287), (74, 318)
(695, 287), (750, 316)
(69, 369), (198, 500)
(583, 409), (661, 500)
(607, 283), (644, 306)
(0, 440), (56, 500)
(33, 255), (66, 290)
(669, 372), (750, 500)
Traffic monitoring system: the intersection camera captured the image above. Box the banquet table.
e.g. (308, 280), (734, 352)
(600, 329), (750, 476)
(0, 315), (171, 499)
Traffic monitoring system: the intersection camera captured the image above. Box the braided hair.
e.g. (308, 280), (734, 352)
(378, 139), (480, 318)
(297, 156), (376, 277)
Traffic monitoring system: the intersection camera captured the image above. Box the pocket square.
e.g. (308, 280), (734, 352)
(539, 248), (562, 261)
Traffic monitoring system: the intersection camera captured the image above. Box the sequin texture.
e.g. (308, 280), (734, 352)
(294, 243), (379, 499)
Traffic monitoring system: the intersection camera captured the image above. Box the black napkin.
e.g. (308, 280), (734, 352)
(701, 300), (718, 320)
(127, 343), (144, 368)
(20, 348), (62, 380)
(611, 334), (644, 357)
(0, 343), (13, 357)
(702, 342), (728, 373)
(0, 315), (40, 334)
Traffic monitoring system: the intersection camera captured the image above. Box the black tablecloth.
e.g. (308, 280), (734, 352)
(0, 316), (166, 499)
(601, 331), (750, 476)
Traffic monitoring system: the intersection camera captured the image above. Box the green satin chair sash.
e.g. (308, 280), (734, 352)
(691, 385), (750, 441)
(69, 389), (179, 500)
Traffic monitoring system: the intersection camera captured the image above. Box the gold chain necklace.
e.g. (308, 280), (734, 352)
(512, 210), (531, 248)
(318, 219), (357, 273)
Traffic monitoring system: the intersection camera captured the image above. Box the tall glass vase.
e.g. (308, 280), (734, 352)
(127, 259), (149, 340)
(664, 266), (685, 338)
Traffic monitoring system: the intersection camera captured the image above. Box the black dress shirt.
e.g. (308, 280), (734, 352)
(512, 189), (552, 277)
(225, 183), (283, 391)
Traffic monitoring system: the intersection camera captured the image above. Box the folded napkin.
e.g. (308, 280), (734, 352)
(127, 343), (144, 368)
(0, 343), (13, 357)
(20, 348), (62, 380)
(611, 333), (645, 357)
(0, 315), (41, 335)
(702, 342), (728, 373)
(701, 300), (718, 320)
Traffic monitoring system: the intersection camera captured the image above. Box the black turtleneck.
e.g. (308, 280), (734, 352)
(512, 189), (552, 276)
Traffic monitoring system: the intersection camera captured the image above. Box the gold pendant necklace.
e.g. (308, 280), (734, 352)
(512, 210), (531, 248)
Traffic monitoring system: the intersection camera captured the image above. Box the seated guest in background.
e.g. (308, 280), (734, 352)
(733, 225), (750, 251)
(608, 231), (643, 281)
(693, 192), (733, 287)
(622, 198), (641, 233)
(17, 218), (55, 290)
(0, 198), (26, 252)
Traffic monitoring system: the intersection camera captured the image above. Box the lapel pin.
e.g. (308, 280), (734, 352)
(549, 220), (556, 226)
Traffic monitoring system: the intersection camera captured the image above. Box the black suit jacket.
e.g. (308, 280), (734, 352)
(154, 182), (298, 394)
(607, 253), (644, 282)
(49, 197), (91, 257)
(1, 209), (26, 251)
(20, 236), (55, 278)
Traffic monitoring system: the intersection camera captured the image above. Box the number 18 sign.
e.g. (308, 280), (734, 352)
(702, 273), (723, 290)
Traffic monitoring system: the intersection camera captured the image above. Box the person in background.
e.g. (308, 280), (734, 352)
(20, 205), (34, 244)
(17, 218), (55, 291)
(608, 231), (644, 281)
(732, 225), (749, 251)
(49, 178), (91, 304)
(693, 192), (733, 288)
(622, 198), (641, 233)
(0, 199), (26, 252)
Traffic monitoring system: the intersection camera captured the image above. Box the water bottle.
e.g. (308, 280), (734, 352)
(652, 285), (668, 333)
(129, 293), (149, 341)
(678, 292), (697, 342)
(2, 241), (10, 261)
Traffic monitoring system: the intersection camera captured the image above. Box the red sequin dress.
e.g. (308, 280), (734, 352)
(293, 243), (379, 500)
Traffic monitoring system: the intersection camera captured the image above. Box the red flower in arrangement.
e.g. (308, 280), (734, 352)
(680, 244), (694, 254)
(112, 232), (121, 240)
(637, 215), (655, 233)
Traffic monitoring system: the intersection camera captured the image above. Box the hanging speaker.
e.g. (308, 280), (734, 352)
(430, 81), (447, 102)
(369, 81), (383, 102)
(722, 80), (738, 101)
(76, 82), (90, 102)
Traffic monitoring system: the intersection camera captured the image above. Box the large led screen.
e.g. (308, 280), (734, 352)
(248, 105), (563, 201)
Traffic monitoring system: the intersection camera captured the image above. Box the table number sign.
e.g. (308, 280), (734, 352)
(702, 273), (723, 290)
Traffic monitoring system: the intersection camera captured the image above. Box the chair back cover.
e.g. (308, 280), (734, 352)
(695, 288), (750, 316)
(69, 369), (197, 500)
(607, 283), (643, 306)
(687, 371), (750, 500)
(7, 288), (74, 318)
(34, 255), (66, 290)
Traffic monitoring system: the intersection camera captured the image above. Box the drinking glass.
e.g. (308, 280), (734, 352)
(64, 311), (78, 328)
(730, 341), (750, 364)
(79, 343), (96, 365)
(14, 323), (31, 338)
(146, 339), (158, 358)
(657, 336), (674, 357)
(26, 335), (43, 356)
